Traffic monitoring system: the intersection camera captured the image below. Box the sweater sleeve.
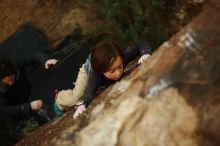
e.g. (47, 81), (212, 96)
(0, 102), (31, 120)
(33, 51), (49, 65)
(79, 72), (102, 107)
(56, 65), (89, 108)
(124, 43), (152, 63)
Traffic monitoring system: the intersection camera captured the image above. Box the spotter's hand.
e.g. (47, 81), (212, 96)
(45, 59), (58, 69)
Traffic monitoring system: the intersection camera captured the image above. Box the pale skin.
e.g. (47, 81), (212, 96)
(103, 56), (124, 80)
(73, 54), (151, 119)
(1, 75), (43, 110)
(44, 59), (58, 69)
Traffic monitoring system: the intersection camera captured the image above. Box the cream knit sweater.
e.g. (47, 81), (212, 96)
(55, 64), (88, 110)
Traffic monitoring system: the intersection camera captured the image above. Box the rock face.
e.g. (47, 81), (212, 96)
(0, 0), (203, 49)
(0, 0), (98, 48)
(16, 0), (220, 146)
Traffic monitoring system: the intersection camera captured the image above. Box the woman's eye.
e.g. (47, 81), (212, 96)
(110, 70), (115, 73)
(118, 64), (123, 69)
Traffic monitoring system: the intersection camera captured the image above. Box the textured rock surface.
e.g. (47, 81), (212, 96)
(0, 0), (99, 48)
(16, 0), (220, 146)
(0, 0), (203, 48)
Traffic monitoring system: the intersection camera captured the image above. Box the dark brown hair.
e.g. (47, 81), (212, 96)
(91, 41), (124, 73)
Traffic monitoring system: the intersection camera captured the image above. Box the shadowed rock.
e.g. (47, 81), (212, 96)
(16, 0), (220, 146)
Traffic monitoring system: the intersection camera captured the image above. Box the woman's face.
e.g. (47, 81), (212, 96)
(103, 56), (124, 80)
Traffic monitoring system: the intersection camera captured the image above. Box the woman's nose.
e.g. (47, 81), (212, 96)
(115, 69), (121, 76)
